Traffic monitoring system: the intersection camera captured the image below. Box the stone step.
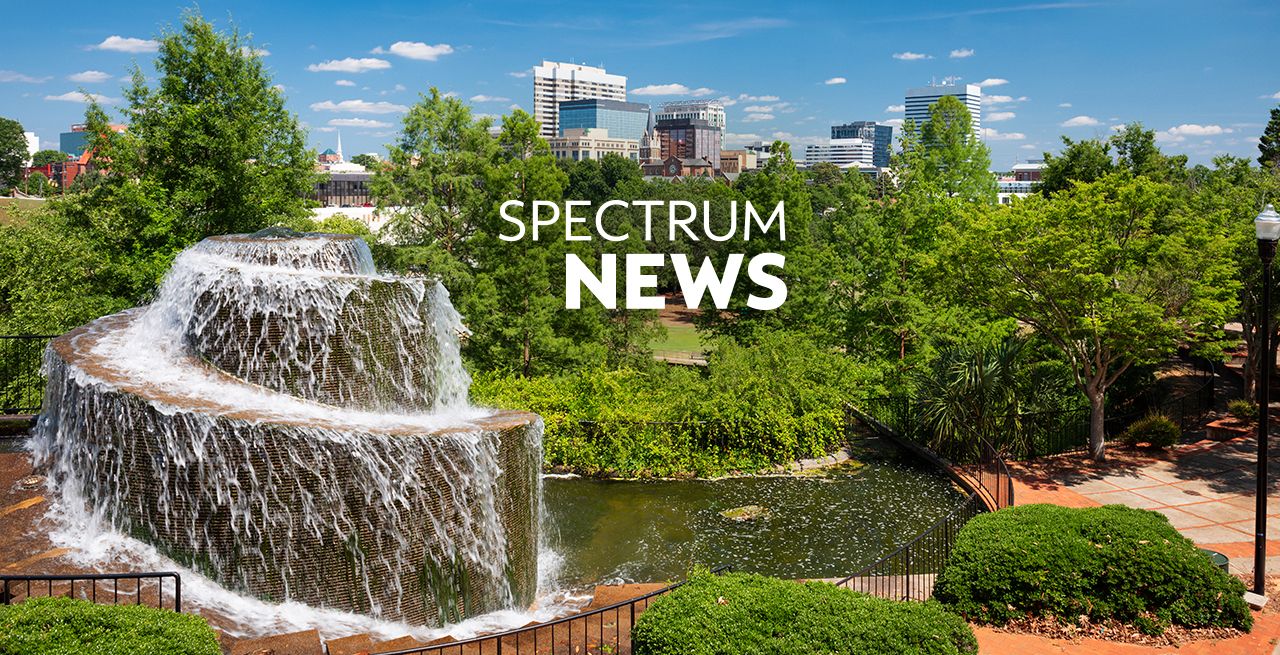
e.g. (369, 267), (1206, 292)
(367, 635), (428, 654)
(324, 633), (374, 655)
(223, 628), (325, 655)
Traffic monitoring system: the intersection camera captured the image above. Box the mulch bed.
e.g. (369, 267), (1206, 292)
(985, 615), (1245, 647)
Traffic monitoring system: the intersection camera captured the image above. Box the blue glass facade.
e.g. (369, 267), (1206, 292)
(831, 122), (893, 167)
(558, 99), (650, 142)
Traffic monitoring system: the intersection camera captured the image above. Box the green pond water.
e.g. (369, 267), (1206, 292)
(541, 437), (967, 586)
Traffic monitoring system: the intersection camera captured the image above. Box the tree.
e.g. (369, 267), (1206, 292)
(1261, 106), (1280, 170)
(350, 153), (380, 170)
(897, 96), (996, 203)
(19, 171), (55, 197)
(1038, 137), (1114, 195)
(0, 117), (26, 191)
(110, 12), (316, 240)
(31, 150), (67, 168)
(950, 174), (1237, 460)
(1109, 122), (1187, 182)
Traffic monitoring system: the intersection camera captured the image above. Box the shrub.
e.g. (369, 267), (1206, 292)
(1228, 398), (1258, 422)
(632, 570), (977, 655)
(0, 597), (219, 655)
(933, 504), (1252, 635)
(1119, 413), (1180, 448)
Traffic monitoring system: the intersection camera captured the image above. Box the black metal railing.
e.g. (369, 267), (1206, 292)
(0, 335), (53, 415)
(0, 572), (182, 612)
(380, 566), (731, 655)
(835, 495), (982, 601)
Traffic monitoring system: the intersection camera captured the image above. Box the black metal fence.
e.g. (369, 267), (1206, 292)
(0, 572), (183, 612)
(0, 335), (52, 415)
(381, 566), (732, 655)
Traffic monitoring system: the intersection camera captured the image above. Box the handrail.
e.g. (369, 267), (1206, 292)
(0, 571), (183, 612)
(379, 565), (732, 655)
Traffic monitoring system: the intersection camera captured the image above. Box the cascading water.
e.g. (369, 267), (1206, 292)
(30, 228), (542, 627)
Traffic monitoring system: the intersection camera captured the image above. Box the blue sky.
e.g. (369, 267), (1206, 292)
(2, 0), (1278, 168)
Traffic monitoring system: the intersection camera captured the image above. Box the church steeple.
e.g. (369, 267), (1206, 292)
(336, 131), (344, 162)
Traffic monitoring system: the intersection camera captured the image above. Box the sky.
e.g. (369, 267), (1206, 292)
(1, 0), (1278, 169)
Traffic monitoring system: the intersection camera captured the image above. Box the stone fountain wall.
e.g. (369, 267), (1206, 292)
(34, 231), (540, 626)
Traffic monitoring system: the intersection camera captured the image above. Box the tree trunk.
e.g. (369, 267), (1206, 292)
(1087, 386), (1106, 462)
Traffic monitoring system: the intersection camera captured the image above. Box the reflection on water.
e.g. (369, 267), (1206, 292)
(542, 437), (966, 586)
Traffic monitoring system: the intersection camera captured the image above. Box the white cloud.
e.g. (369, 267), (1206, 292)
(1110, 124), (1126, 132)
(0, 70), (49, 83)
(741, 113), (775, 123)
(45, 91), (115, 104)
(885, 104), (905, 113)
(94, 36), (159, 53)
(241, 47), (270, 57)
(508, 68), (532, 78)
(68, 70), (112, 83)
(376, 41), (454, 61)
(950, 48), (975, 58)
(981, 128), (1025, 141)
(470, 94), (510, 103)
(335, 79), (356, 87)
(307, 58), (391, 73)
(393, 84), (406, 92)
(1261, 91), (1280, 100)
(824, 76), (846, 85)
(631, 83), (714, 97)
(316, 126), (337, 133)
(987, 111), (1016, 122)
(1156, 123), (1233, 143)
(1058, 102), (1073, 108)
(1061, 115), (1100, 127)
(975, 78), (1008, 87)
(984, 95), (1028, 105)
(770, 131), (826, 146)
(743, 105), (774, 113)
(893, 51), (933, 60)
(508, 103), (521, 111)
(725, 132), (762, 144)
(328, 118), (392, 128)
(1020, 144), (1038, 150)
(883, 118), (904, 127)
(310, 99), (408, 114)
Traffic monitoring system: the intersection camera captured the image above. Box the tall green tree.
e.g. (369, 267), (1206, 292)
(897, 95), (996, 203)
(0, 117), (27, 191)
(949, 174), (1237, 460)
(110, 12), (315, 240)
(349, 153), (381, 169)
(31, 150), (67, 168)
(1038, 137), (1115, 195)
(1109, 122), (1187, 182)
(1261, 106), (1280, 171)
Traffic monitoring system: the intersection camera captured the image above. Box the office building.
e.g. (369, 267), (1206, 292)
(655, 100), (726, 131)
(1011, 159), (1045, 182)
(532, 61), (627, 139)
(831, 121), (893, 167)
(804, 138), (876, 168)
(59, 123), (126, 156)
(655, 116), (722, 169)
(548, 128), (640, 162)
(23, 132), (38, 166)
(719, 149), (759, 173)
(558, 98), (649, 141)
(905, 83), (982, 136)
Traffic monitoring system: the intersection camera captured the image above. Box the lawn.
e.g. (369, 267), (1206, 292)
(654, 322), (703, 353)
(0, 197), (46, 225)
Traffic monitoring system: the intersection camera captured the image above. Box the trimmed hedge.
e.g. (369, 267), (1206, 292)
(632, 571), (977, 655)
(932, 504), (1252, 635)
(0, 597), (220, 655)
(1119, 413), (1180, 449)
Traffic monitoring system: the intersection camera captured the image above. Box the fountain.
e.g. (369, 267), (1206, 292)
(30, 229), (542, 626)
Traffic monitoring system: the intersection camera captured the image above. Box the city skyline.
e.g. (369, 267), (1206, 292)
(1, 0), (1277, 168)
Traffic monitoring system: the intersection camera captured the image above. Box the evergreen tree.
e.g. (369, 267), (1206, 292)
(1260, 106), (1280, 170)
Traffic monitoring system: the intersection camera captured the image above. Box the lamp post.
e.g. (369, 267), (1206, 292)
(1255, 203), (1280, 597)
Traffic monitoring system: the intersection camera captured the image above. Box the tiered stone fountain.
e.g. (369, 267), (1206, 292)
(31, 229), (541, 626)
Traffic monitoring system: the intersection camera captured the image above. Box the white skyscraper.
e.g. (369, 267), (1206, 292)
(904, 83), (982, 137)
(804, 138), (876, 168)
(23, 131), (38, 166)
(532, 61), (627, 139)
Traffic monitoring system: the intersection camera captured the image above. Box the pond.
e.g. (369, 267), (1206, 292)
(540, 436), (967, 587)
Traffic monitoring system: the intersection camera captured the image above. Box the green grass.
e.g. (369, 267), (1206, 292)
(654, 322), (703, 352)
(0, 197), (46, 225)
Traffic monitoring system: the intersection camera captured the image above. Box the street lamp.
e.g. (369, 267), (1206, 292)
(1255, 203), (1280, 597)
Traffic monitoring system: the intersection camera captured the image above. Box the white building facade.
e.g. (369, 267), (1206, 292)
(905, 83), (982, 136)
(655, 100), (726, 130)
(532, 61), (627, 139)
(548, 128), (640, 162)
(804, 138), (875, 168)
(23, 132), (38, 166)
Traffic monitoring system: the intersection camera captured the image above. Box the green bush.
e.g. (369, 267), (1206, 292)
(933, 504), (1252, 635)
(471, 331), (886, 477)
(1119, 413), (1180, 448)
(1228, 398), (1258, 422)
(632, 571), (977, 655)
(0, 597), (219, 655)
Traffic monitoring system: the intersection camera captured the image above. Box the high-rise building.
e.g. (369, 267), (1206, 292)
(904, 83), (982, 137)
(831, 122), (893, 167)
(557, 98), (649, 141)
(804, 138), (875, 168)
(59, 123), (126, 156)
(655, 117), (722, 169)
(655, 100), (726, 131)
(23, 132), (38, 166)
(532, 61), (627, 139)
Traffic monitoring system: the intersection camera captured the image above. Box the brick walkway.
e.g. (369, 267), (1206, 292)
(989, 432), (1280, 654)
